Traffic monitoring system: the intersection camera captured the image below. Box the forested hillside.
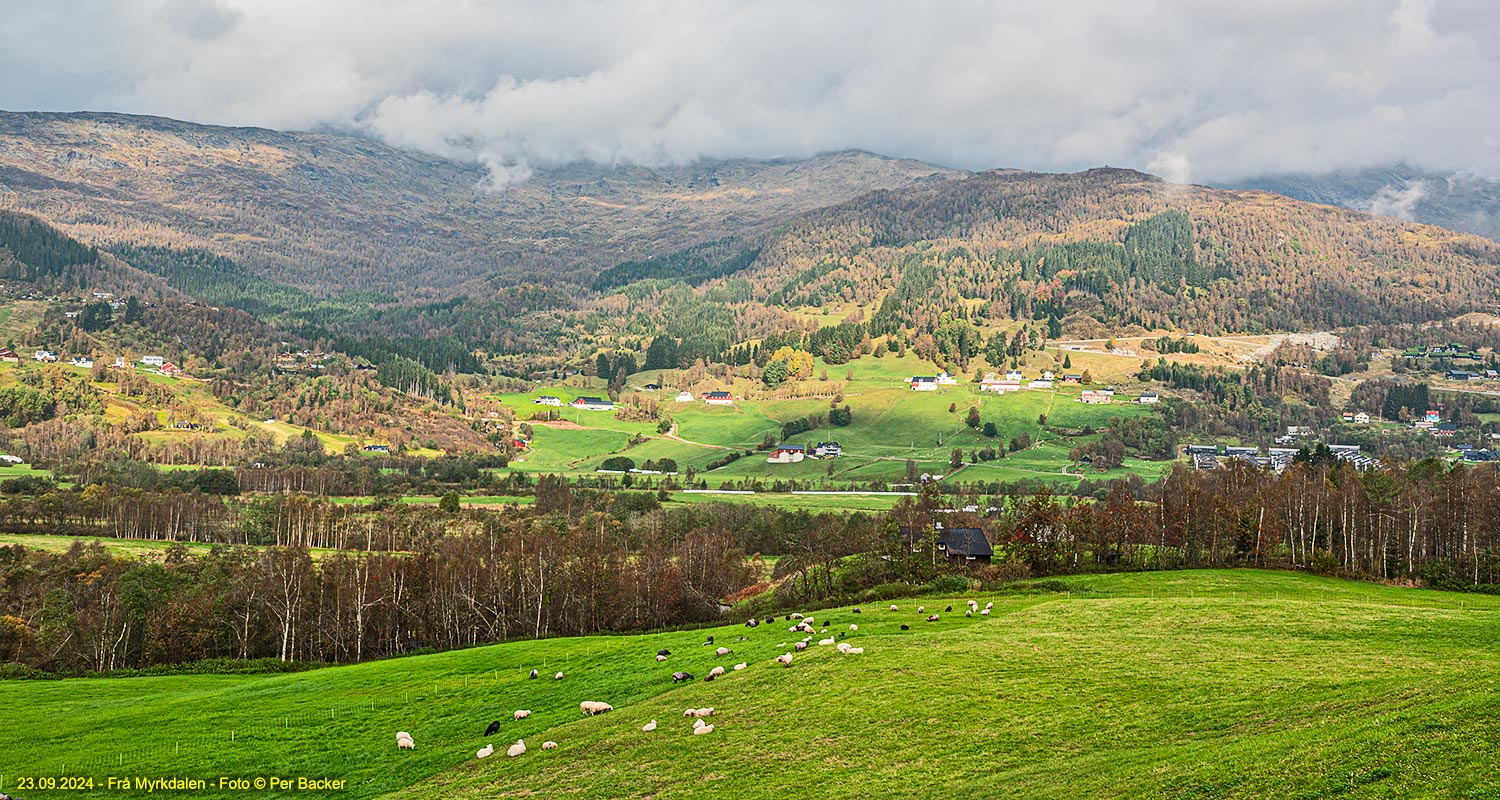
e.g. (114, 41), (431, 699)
(679, 167), (1500, 336)
(0, 112), (960, 297)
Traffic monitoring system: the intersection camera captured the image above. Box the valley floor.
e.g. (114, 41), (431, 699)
(2, 570), (1497, 799)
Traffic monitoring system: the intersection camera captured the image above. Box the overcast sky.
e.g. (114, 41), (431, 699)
(2, 0), (1497, 184)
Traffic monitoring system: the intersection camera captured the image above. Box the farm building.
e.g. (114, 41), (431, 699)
(571, 397), (614, 411)
(141, 355), (165, 367)
(533, 395), (563, 406)
(69, 356), (94, 368)
(0, 348), (17, 363)
(1424, 410), (1442, 424)
(1447, 370), (1473, 381)
(1080, 390), (1110, 404)
(766, 444), (806, 464)
(1005, 370), (1024, 381)
(158, 362), (183, 377)
(33, 350), (57, 363)
(1137, 391), (1159, 404)
(363, 444), (391, 453)
(704, 391), (733, 405)
(935, 527), (994, 565)
(675, 391), (693, 402)
(936, 372), (958, 385)
(643, 383), (662, 391)
(1029, 378), (1053, 389)
(813, 441), (842, 458)
(0, 454), (22, 464)
(1063, 374), (1081, 384)
(909, 376), (938, 391)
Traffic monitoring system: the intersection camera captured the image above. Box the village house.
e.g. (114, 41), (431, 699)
(1004, 369), (1024, 382)
(0, 347), (18, 363)
(901, 525), (994, 565)
(1063, 374), (1082, 384)
(157, 362), (183, 377)
(642, 383), (662, 391)
(1080, 389), (1110, 404)
(33, 350), (56, 363)
(141, 355), (165, 367)
(533, 395), (563, 406)
(571, 396), (614, 411)
(909, 376), (938, 391)
(1447, 370), (1473, 381)
(704, 391), (734, 405)
(766, 444), (806, 464)
(1042, 370), (1055, 381)
(935, 372), (958, 385)
(675, 391), (694, 402)
(813, 441), (842, 458)
(1432, 423), (1459, 437)
(1137, 391), (1159, 404)
(111, 356), (125, 368)
(69, 356), (94, 369)
(1029, 377), (1053, 389)
(0, 454), (23, 465)
(1424, 410), (1442, 424)
(363, 444), (391, 453)
(1354, 412), (1371, 424)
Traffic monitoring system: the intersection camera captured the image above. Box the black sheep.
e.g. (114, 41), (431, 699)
(658, 649), (671, 657)
(484, 720), (501, 737)
(900, 624), (910, 631)
(852, 608), (861, 614)
(705, 635), (714, 645)
(945, 605), (953, 612)
(703, 674), (715, 682)
(672, 671), (694, 683)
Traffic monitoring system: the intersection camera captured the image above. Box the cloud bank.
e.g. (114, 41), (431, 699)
(2, 0), (1498, 184)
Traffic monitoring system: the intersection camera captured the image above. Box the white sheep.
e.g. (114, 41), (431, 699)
(656, 654), (668, 662)
(579, 701), (613, 715)
(554, 672), (564, 680)
(693, 718), (706, 730)
(889, 604), (898, 611)
(918, 605), (925, 613)
(836, 642), (852, 653)
(396, 732), (415, 750)
(506, 739), (527, 758)
(985, 601), (994, 609)
(693, 723), (715, 735)
(980, 608), (991, 616)
(968, 599), (979, 609)
(733, 662), (747, 671)
(847, 647), (864, 655)
(715, 646), (731, 656)
(695, 707), (714, 717)
(476, 744), (494, 759)
(708, 666), (725, 678)
(793, 641), (808, 652)
(818, 637), (835, 646)
(775, 652), (793, 667)
(642, 719), (658, 732)
(541, 741), (558, 750)
(514, 709), (532, 720)
(790, 613), (804, 620)
(849, 623), (858, 631)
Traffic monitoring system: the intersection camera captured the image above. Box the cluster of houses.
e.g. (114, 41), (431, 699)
(1444, 369), (1500, 382)
(1186, 443), (1375, 472)
(908, 372), (960, 391)
(0, 347), (182, 376)
(538, 390), (738, 412)
(765, 441), (841, 464)
(274, 350), (333, 373)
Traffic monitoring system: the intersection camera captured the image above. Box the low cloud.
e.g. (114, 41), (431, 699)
(1, 0), (1498, 185)
(1367, 179), (1429, 219)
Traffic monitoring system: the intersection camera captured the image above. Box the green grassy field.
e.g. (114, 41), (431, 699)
(3, 571), (1497, 799)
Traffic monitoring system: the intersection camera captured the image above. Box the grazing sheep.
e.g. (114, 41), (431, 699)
(790, 613), (803, 620)
(836, 642), (852, 653)
(945, 605), (953, 612)
(396, 731), (412, 743)
(514, 710), (532, 720)
(542, 741), (558, 750)
(849, 623), (858, 631)
(968, 599), (979, 609)
(852, 607), (861, 614)
(703, 674), (715, 682)
(484, 720), (501, 736)
(657, 654), (668, 662)
(818, 637), (835, 646)
(692, 707), (715, 717)
(709, 666), (725, 678)
(506, 739), (527, 758)
(476, 744), (494, 759)
(981, 608), (991, 616)
(672, 671), (694, 683)
(396, 732), (415, 750)
(775, 652), (793, 667)
(745, 618), (758, 628)
(554, 672), (564, 680)
(965, 610), (972, 618)
(765, 616), (775, 623)
(715, 646), (731, 656)
(643, 719), (658, 732)
(693, 723), (715, 735)
(529, 669), (538, 679)
(918, 606), (925, 613)
(847, 647), (864, 655)
(658, 648), (671, 657)
(900, 624), (910, 631)
(693, 718), (706, 730)
(705, 635), (715, 645)
(684, 708), (697, 717)
(793, 641), (807, 652)
(985, 602), (994, 609)
(733, 662), (747, 671)
(889, 604), (898, 611)
(926, 614), (939, 622)
(580, 701), (613, 715)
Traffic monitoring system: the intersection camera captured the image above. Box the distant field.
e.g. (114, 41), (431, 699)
(3, 571), (1497, 799)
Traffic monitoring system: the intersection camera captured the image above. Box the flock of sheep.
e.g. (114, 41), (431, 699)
(392, 597), (997, 764)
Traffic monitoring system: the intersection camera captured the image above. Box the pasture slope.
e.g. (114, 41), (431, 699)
(2, 571), (1498, 799)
